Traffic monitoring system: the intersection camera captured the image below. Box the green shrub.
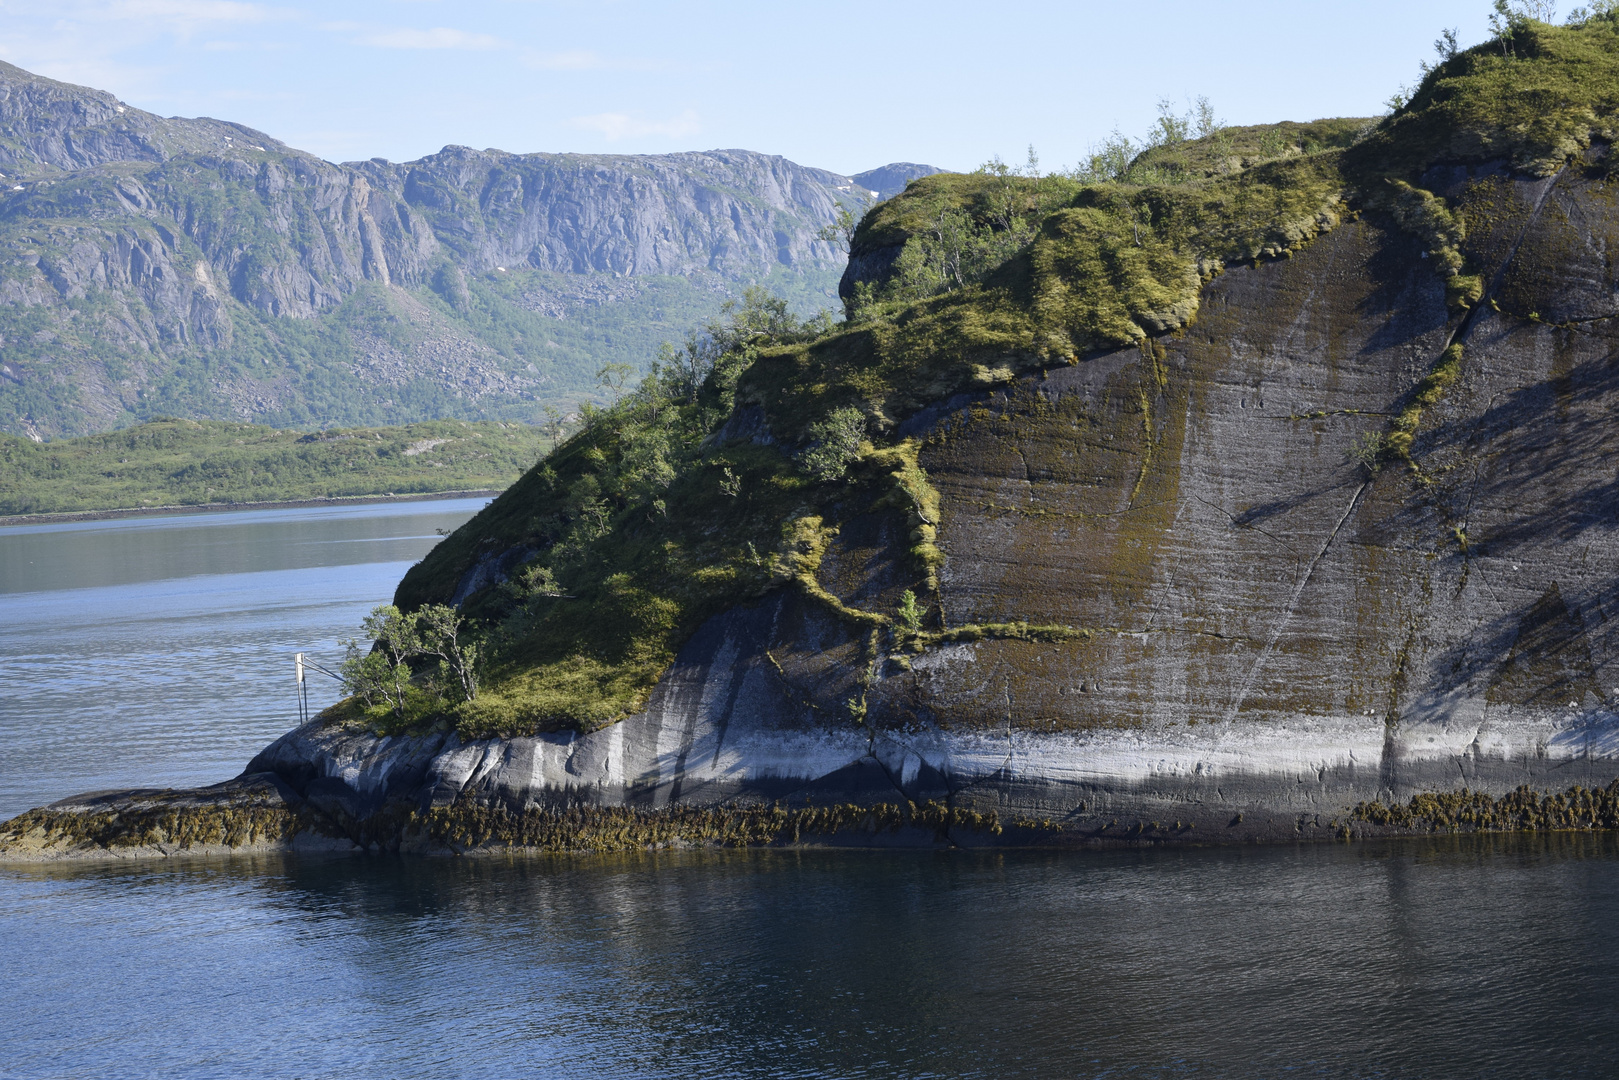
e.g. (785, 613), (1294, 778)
(800, 407), (868, 481)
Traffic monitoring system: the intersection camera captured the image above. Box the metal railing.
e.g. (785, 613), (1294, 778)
(294, 652), (344, 725)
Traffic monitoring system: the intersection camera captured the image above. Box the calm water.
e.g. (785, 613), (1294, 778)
(0, 499), (489, 818)
(4, 504), (1619, 1079)
(5, 840), (1619, 1079)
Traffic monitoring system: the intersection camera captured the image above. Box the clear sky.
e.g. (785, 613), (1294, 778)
(0, 0), (1508, 176)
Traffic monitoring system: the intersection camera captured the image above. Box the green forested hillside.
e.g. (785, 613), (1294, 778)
(0, 418), (551, 515)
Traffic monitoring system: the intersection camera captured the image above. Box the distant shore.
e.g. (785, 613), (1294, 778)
(0, 489), (502, 528)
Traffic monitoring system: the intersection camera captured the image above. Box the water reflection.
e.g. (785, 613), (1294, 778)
(4, 837), (1617, 1079)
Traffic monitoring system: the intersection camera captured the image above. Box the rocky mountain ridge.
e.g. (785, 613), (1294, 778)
(0, 60), (938, 438)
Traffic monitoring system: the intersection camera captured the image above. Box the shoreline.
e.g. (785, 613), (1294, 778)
(0, 489), (503, 528)
(6, 782), (1619, 862)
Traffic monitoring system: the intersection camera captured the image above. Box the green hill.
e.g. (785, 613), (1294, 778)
(0, 417), (553, 516)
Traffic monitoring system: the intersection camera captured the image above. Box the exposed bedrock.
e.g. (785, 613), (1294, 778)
(241, 586), (1619, 848)
(211, 163), (1619, 849)
(9, 162), (1619, 856)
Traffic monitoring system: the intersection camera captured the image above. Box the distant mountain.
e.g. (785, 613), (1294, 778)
(0, 61), (939, 438)
(849, 162), (943, 201)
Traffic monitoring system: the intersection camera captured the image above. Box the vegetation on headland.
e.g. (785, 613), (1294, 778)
(338, 603), (481, 732)
(0, 417), (554, 516)
(360, 290), (844, 736)
(345, 5), (1619, 742)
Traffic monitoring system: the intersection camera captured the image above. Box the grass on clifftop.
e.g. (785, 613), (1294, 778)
(747, 12), (1619, 441)
(1349, 11), (1619, 180)
(0, 417), (552, 515)
(372, 11), (1619, 740)
(745, 144), (1351, 438)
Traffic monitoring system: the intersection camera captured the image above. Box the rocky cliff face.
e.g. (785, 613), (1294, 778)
(193, 157), (1619, 850)
(0, 60), (284, 172)
(8, 18), (1619, 860)
(355, 147), (865, 279)
(0, 62), (917, 438)
(11, 150), (1619, 860)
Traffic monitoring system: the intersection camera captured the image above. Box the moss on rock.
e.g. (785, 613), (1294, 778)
(385, 14), (1619, 741)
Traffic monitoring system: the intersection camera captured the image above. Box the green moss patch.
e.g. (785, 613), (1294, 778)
(750, 150), (1348, 438)
(1386, 343), (1466, 462)
(1347, 15), (1619, 181)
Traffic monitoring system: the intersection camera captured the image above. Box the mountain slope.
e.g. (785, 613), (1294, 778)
(0, 60), (289, 172)
(0, 61), (928, 438)
(850, 162), (942, 201)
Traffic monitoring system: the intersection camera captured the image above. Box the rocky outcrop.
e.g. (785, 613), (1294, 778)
(10, 152), (1619, 860)
(205, 163), (1619, 844)
(232, 565), (1619, 848)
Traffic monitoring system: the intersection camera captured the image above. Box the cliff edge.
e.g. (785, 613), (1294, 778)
(9, 14), (1619, 859)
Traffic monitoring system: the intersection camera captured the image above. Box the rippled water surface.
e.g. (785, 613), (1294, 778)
(5, 839), (1619, 1079)
(0, 499), (488, 818)
(4, 504), (1619, 1079)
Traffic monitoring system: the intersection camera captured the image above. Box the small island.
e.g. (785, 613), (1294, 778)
(8, 12), (1619, 859)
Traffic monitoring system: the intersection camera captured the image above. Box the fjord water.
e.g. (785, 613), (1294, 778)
(0, 499), (490, 819)
(5, 507), (1619, 1079)
(5, 840), (1619, 1079)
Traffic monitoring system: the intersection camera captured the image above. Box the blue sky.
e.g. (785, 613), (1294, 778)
(0, 0), (1506, 175)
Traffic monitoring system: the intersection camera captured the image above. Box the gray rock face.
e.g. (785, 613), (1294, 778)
(356, 147), (864, 278)
(209, 158), (1619, 849)
(237, 584), (1619, 848)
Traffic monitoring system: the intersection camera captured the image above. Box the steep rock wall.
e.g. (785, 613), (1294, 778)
(178, 160), (1619, 849)
(0, 60), (284, 173)
(361, 147), (860, 278)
